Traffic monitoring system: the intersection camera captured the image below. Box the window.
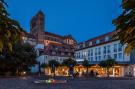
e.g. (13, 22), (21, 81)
(85, 42), (89, 47)
(105, 36), (109, 41)
(88, 50), (90, 56)
(118, 43), (122, 51)
(91, 57), (93, 61)
(118, 53), (122, 59)
(103, 46), (106, 54)
(91, 49), (93, 56)
(107, 55), (111, 59)
(83, 43), (85, 47)
(82, 54), (83, 58)
(77, 45), (80, 49)
(68, 53), (71, 56)
(88, 58), (90, 61)
(89, 42), (92, 46)
(114, 54), (117, 59)
(100, 38), (105, 42)
(79, 52), (80, 58)
(96, 40), (100, 44)
(52, 51), (56, 55)
(95, 48), (97, 55)
(104, 55), (106, 59)
(98, 56), (101, 61)
(98, 47), (101, 55)
(46, 56), (48, 59)
(95, 56), (98, 61)
(107, 45), (111, 53)
(114, 44), (117, 52)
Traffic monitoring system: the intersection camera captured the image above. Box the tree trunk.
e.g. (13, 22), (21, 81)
(86, 67), (88, 77)
(17, 68), (19, 76)
(53, 67), (55, 77)
(107, 68), (110, 77)
(44, 67), (46, 75)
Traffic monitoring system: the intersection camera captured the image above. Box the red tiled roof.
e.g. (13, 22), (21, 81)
(75, 39), (118, 51)
(22, 32), (36, 39)
(45, 31), (64, 39)
(76, 30), (118, 51)
(78, 31), (116, 45)
(86, 31), (115, 42)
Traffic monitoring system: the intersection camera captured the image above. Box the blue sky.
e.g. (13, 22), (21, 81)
(6, 0), (122, 42)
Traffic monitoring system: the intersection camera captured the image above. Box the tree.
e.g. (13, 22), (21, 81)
(0, 0), (23, 53)
(113, 0), (135, 54)
(41, 63), (48, 75)
(0, 43), (37, 76)
(41, 63), (48, 68)
(12, 43), (37, 75)
(82, 59), (91, 77)
(62, 58), (77, 76)
(48, 60), (59, 77)
(62, 58), (77, 67)
(99, 59), (117, 77)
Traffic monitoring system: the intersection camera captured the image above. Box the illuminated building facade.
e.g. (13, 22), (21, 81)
(23, 11), (77, 75)
(75, 31), (135, 77)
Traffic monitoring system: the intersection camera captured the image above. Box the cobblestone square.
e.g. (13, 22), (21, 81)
(0, 77), (135, 89)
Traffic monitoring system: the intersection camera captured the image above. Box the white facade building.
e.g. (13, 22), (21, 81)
(75, 40), (130, 63)
(75, 31), (135, 77)
(31, 44), (72, 73)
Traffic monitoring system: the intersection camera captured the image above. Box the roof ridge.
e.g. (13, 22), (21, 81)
(45, 31), (64, 38)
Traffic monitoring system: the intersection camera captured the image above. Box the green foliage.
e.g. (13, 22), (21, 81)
(99, 59), (117, 77)
(41, 63), (48, 68)
(82, 59), (91, 68)
(0, 43), (37, 75)
(99, 59), (117, 69)
(62, 58), (77, 67)
(82, 59), (92, 76)
(48, 60), (59, 68)
(0, 0), (23, 53)
(113, 0), (135, 54)
(48, 60), (59, 76)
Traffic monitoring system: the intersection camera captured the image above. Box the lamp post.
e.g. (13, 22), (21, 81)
(44, 55), (45, 75)
(38, 62), (41, 76)
(69, 64), (73, 78)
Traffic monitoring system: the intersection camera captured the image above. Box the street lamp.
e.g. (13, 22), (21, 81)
(38, 62), (41, 76)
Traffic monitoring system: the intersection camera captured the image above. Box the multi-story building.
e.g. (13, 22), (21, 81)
(23, 11), (77, 75)
(75, 31), (135, 77)
(22, 11), (135, 77)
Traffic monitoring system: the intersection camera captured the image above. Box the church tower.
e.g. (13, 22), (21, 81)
(30, 11), (45, 43)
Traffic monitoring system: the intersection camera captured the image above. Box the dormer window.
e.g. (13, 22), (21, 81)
(89, 42), (92, 46)
(83, 42), (85, 47)
(105, 36), (109, 42)
(77, 45), (80, 49)
(96, 40), (100, 44)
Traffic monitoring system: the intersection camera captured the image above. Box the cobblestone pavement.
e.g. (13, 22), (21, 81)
(0, 76), (135, 89)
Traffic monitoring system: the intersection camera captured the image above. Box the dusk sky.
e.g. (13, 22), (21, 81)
(6, 0), (122, 42)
